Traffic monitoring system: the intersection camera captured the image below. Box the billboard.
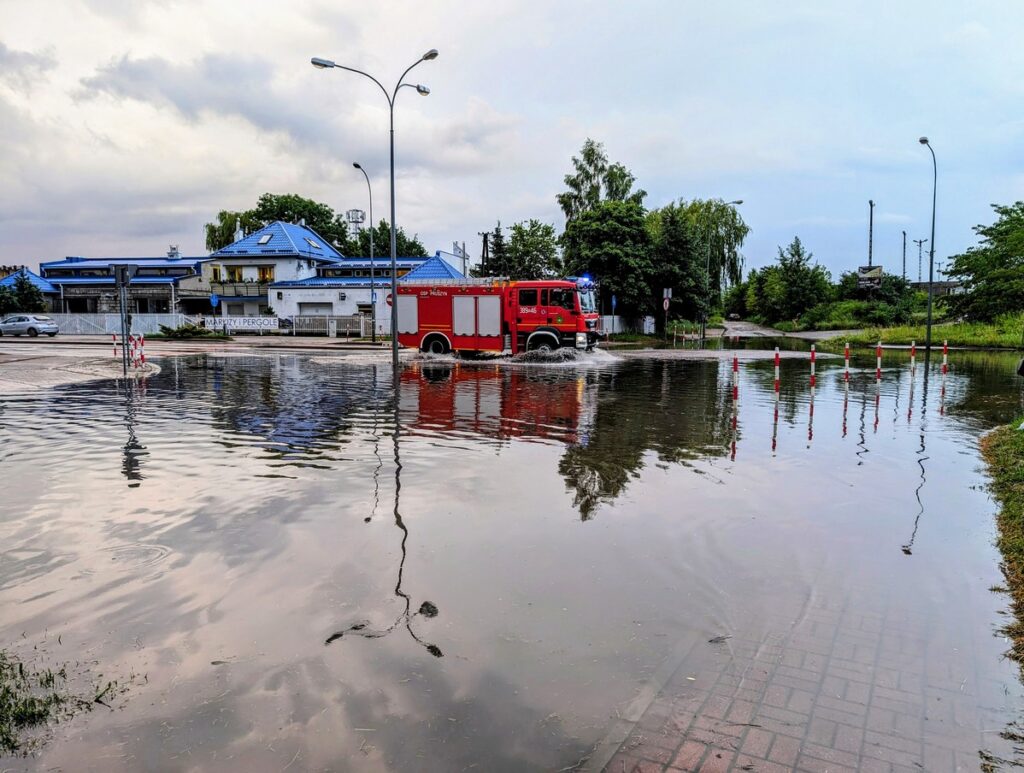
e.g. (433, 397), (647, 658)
(857, 265), (883, 289)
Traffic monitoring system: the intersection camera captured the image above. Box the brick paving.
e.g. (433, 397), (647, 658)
(600, 590), (1002, 772)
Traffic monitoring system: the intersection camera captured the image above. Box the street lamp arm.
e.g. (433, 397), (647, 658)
(392, 56), (428, 103)
(330, 63), (392, 106)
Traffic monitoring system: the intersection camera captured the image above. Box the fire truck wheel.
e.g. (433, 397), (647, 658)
(421, 335), (451, 355)
(527, 334), (559, 353)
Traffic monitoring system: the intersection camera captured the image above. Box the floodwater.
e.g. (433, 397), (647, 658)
(1, 345), (1023, 771)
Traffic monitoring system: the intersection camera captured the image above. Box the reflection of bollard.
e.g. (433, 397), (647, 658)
(774, 347), (780, 392)
(772, 390), (780, 453)
(842, 380), (849, 438)
(807, 385), (815, 446)
(844, 342), (850, 382)
(810, 344), (816, 388)
(875, 341), (882, 382)
(731, 355), (739, 460)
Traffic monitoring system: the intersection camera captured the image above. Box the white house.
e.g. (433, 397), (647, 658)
(271, 254), (464, 334)
(175, 221), (345, 316)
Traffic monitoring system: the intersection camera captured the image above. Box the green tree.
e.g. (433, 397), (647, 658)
(646, 203), (706, 323)
(351, 219), (427, 258)
(203, 193), (360, 254)
(557, 138), (646, 226)
(0, 285), (15, 316)
(2, 273), (47, 313)
(944, 201), (1024, 321)
(680, 199), (750, 296)
(506, 220), (560, 279)
(562, 200), (654, 318)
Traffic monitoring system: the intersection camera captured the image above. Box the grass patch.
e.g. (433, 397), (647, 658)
(0, 647), (130, 755)
(818, 313), (1024, 351)
(153, 323), (232, 341)
(982, 418), (1024, 673)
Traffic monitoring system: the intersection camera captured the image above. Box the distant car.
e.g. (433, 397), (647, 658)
(728, 313), (741, 320)
(0, 314), (59, 337)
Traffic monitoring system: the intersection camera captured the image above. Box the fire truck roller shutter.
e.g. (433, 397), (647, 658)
(453, 296), (476, 335)
(397, 294), (418, 334)
(477, 295), (501, 336)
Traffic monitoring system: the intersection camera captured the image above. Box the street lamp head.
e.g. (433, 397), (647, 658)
(353, 162), (362, 169)
(311, 57), (336, 69)
(869, 199), (874, 207)
(415, 84), (431, 96)
(730, 200), (743, 206)
(919, 136), (929, 145)
(422, 49), (439, 61)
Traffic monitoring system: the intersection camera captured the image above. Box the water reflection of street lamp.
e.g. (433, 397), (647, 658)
(919, 137), (938, 354)
(312, 50), (438, 378)
(701, 199), (742, 342)
(353, 162), (376, 343)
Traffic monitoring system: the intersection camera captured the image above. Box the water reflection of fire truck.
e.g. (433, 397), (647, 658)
(401, 362), (596, 446)
(395, 278), (600, 355)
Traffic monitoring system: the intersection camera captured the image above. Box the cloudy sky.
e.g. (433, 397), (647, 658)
(0, 0), (1021, 278)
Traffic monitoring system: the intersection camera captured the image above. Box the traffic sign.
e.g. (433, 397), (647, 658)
(611, 294), (617, 312)
(210, 293), (220, 308)
(385, 292), (393, 306)
(663, 298), (671, 311)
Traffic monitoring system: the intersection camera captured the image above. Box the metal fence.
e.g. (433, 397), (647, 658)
(291, 315), (369, 337)
(48, 313), (190, 335)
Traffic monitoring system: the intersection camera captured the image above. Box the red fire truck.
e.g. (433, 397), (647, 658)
(395, 279), (600, 355)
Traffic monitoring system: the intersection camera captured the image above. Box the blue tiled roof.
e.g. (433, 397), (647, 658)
(40, 256), (206, 269)
(400, 255), (465, 281)
(214, 221), (344, 262)
(0, 268), (58, 294)
(270, 276), (377, 288)
(43, 276), (182, 285)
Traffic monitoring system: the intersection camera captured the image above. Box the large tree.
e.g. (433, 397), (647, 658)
(679, 198), (749, 294)
(506, 220), (560, 279)
(557, 138), (646, 226)
(561, 200), (654, 318)
(944, 201), (1024, 321)
(646, 203), (706, 324)
(203, 193), (364, 254)
(745, 237), (832, 323)
(351, 219), (427, 258)
(0, 273), (47, 314)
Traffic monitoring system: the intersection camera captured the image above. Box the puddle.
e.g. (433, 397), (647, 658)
(1, 348), (1023, 770)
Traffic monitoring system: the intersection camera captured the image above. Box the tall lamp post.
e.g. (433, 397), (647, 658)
(868, 199), (875, 267)
(919, 137), (937, 353)
(701, 199), (742, 342)
(312, 49), (438, 376)
(353, 162), (376, 343)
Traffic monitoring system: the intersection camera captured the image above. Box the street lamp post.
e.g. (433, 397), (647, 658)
(902, 230), (906, 281)
(312, 49), (438, 376)
(353, 162), (376, 343)
(701, 199), (742, 342)
(919, 137), (938, 353)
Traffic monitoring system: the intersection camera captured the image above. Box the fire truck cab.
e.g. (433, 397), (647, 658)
(396, 278), (600, 356)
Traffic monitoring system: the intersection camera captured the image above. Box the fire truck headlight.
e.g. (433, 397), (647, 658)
(575, 332), (587, 349)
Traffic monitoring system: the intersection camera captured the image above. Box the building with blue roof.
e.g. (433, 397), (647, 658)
(269, 253), (464, 333)
(40, 247), (206, 313)
(175, 220), (347, 316)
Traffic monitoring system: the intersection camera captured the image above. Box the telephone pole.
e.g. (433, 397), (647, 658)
(901, 230), (907, 281)
(913, 238), (927, 282)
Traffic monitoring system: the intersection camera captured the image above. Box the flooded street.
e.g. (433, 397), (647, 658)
(2, 346), (1024, 771)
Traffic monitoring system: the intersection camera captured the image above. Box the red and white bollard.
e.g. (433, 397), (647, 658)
(942, 339), (948, 375)
(875, 341), (882, 382)
(843, 342), (850, 382)
(137, 334), (145, 367)
(809, 344), (816, 388)
(774, 347), (780, 392)
(910, 340), (916, 373)
(112, 334), (118, 357)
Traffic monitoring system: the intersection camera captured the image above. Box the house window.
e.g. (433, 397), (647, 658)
(304, 238), (322, 250)
(226, 266), (244, 282)
(211, 266), (222, 282)
(258, 234), (273, 245)
(258, 266), (275, 282)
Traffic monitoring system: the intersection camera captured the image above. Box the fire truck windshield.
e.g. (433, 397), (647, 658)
(578, 289), (597, 313)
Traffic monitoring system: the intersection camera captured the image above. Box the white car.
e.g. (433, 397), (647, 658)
(0, 314), (59, 337)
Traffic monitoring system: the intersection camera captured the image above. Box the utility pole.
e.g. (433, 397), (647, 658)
(902, 230), (907, 281)
(913, 238), (927, 282)
(868, 200), (875, 267)
(478, 232), (490, 275)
